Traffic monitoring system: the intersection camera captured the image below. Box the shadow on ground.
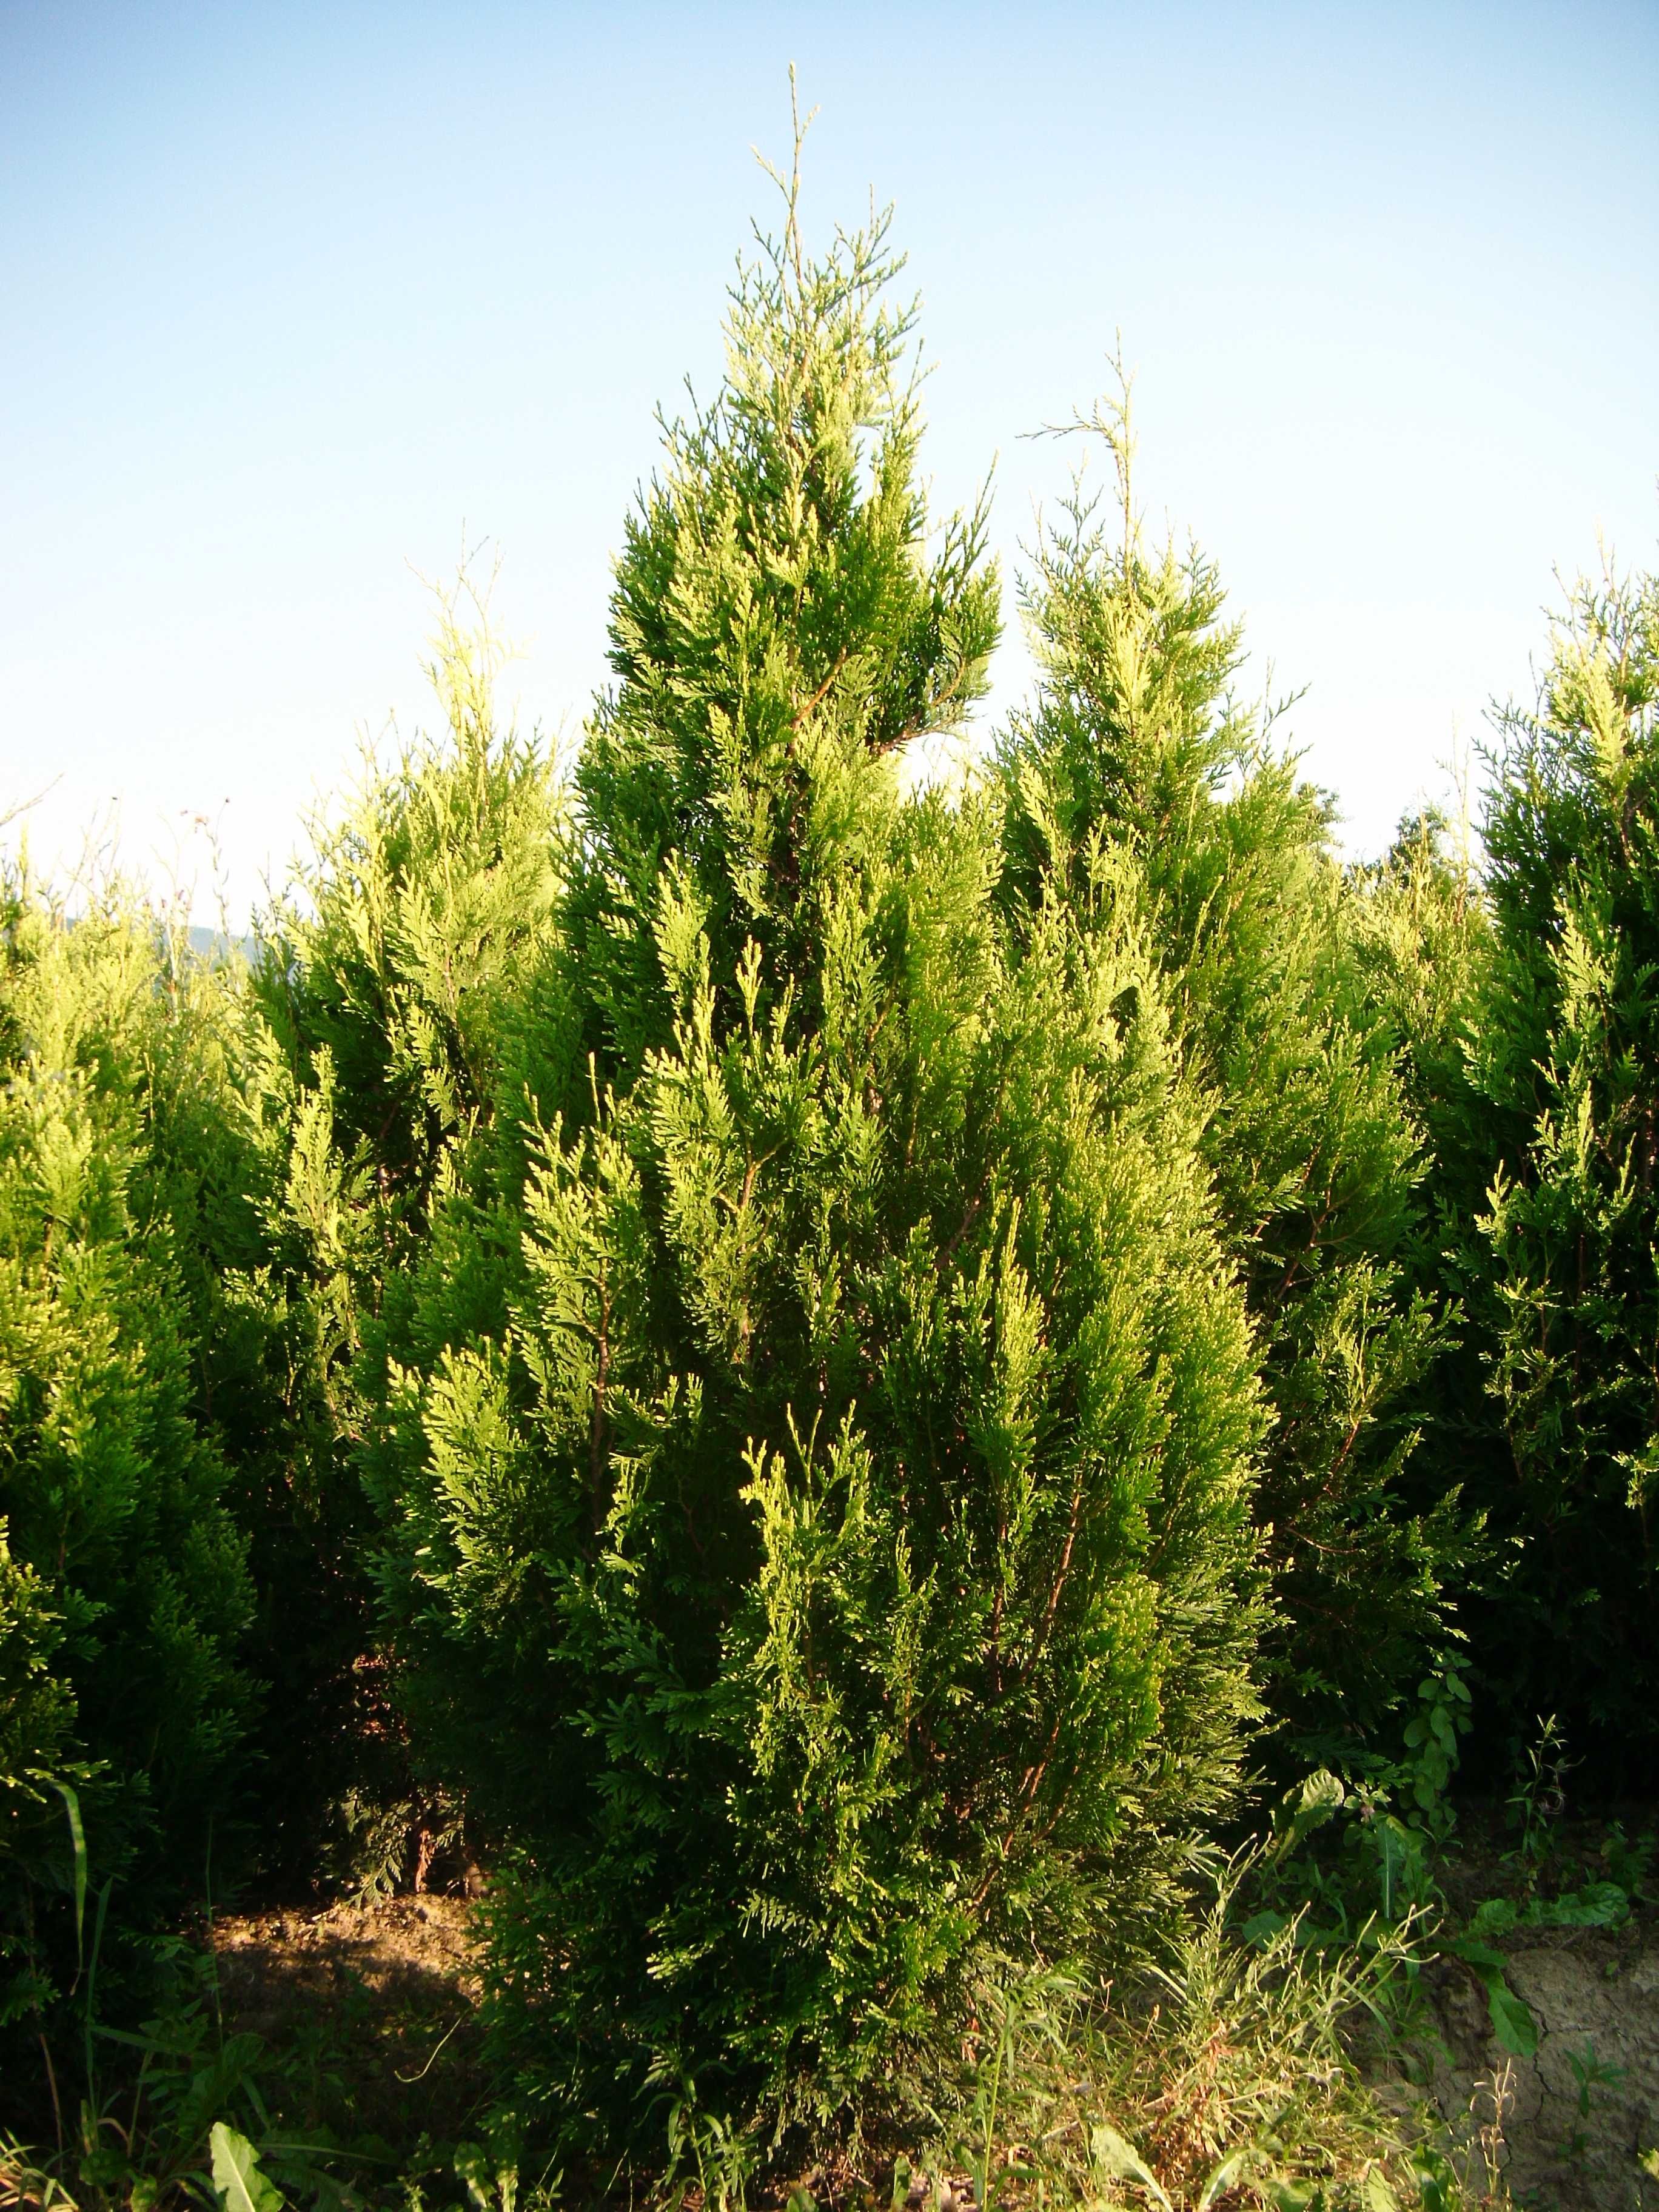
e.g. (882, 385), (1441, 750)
(212, 1895), (485, 2149)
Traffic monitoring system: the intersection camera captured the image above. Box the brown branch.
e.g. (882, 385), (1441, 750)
(937, 1184), (987, 1276)
(1321, 1416), (1365, 1498)
(1574, 1229), (1586, 1392)
(1016, 1466), (1087, 1692)
(788, 648), (850, 731)
(971, 1709), (1064, 1912)
(1272, 1198), (1334, 1306)
(970, 1470), (1092, 1910)
(873, 647), (979, 756)
(589, 1264), (611, 1533)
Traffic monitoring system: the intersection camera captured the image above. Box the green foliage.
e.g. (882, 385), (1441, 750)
(0, 1530), (78, 1840)
(255, 570), (572, 1251)
(366, 164), (1264, 2153)
(211, 2121), (284, 2212)
(0, 873), (256, 2048)
(0, 1922), (387, 2212)
(1350, 566), (1659, 1789)
(1345, 809), (1495, 1242)
(1341, 814), (1500, 1734)
(563, 142), (998, 1098)
(234, 569), (574, 1889)
(0, 1529), (85, 2025)
(4, 116), (1655, 2207)
(994, 387), (1468, 1760)
(920, 1858), (1452, 2210)
(1459, 563), (1659, 1777)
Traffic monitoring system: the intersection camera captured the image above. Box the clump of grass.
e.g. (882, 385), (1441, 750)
(907, 1859), (1504, 2211)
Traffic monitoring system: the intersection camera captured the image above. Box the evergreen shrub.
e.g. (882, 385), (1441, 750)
(246, 576), (573, 1889)
(365, 178), (1265, 2149)
(1463, 564), (1659, 1778)
(0, 874), (255, 2038)
(994, 407), (1470, 1763)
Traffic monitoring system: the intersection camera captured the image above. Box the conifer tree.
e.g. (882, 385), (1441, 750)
(1344, 806), (1500, 1667)
(256, 572), (572, 1255)
(243, 575), (572, 1885)
(996, 394), (1467, 1760)
(0, 871), (255, 2042)
(1464, 563), (1659, 1777)
(367, 147), (1264, 2154)
(1347, 808), (1494, 1239)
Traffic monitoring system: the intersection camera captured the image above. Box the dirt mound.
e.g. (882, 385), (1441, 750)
(1427, 1920), (1659, 2210)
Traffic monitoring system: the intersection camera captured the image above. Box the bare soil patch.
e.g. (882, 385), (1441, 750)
(211, 1895), (486, 2149)
(1424, 1919), (1659, 2210)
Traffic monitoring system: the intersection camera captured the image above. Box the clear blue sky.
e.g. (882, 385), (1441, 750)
(4, 1), (1655, 922)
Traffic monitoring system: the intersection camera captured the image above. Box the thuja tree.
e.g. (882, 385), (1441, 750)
(1347, 809), (1495, 1255)
(367, 173), (1264, 2151)
(995, 401), (1467, 1761)
(256, 575), (571, 1262)
(245, 583), (572, 1887)
(0, 872), (255, 2054)
(1466, 564), (1659, 1779)
(1344, 809), (1500, 1691)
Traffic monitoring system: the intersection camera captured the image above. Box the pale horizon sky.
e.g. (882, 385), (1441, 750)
(4, 2), (1656, 923)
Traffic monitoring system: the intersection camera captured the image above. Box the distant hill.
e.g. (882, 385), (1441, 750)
(187, 923), (260, 964)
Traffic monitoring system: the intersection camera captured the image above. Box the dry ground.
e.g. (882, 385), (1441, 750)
(212, 1895), (486, 2150)
(209, 1878), (1659, 2208)
(1423, 1920), (1659, 2212)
